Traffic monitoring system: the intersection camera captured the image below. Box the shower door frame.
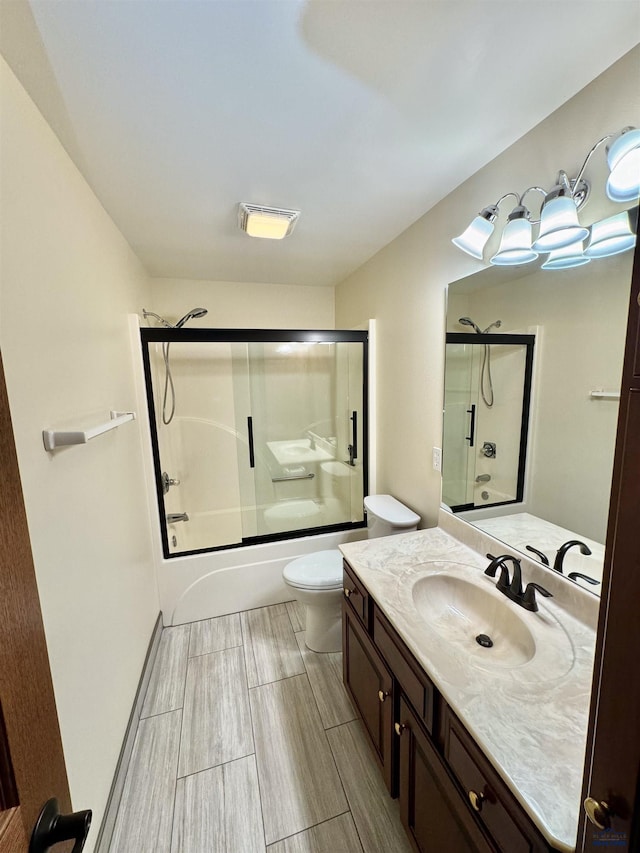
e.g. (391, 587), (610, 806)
(141, 328), (369, 558)
(443, 332), (535, 513)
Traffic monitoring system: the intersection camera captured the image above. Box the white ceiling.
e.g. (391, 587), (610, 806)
(2, 1), (639, 286)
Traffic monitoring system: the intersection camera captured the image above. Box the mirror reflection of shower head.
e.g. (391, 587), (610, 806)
(482, 320), (502, 334)
(459, 316), (483, 334)
(175, 307), (208, 328)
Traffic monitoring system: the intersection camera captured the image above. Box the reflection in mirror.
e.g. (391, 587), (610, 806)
(443, 334), (534, 511)
(443, 243), (635, 596)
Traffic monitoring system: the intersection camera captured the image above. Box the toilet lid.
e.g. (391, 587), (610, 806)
(283, 549), (344, 590)
(364, 494), (420, 527)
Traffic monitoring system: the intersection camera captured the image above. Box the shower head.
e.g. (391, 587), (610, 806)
(459, 317), (483, 334)
(174, 307), (208, 328)
(482, 320), (502, 334)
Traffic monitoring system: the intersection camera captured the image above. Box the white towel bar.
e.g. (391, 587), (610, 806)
(43, 411), (136, 451)
(589, 390), (620, 400)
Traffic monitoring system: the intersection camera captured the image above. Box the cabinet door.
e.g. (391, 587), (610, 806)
(342, 603), (394, 793)
(397, 698), (494, 853)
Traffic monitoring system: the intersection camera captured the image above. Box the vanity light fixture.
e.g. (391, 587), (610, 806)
(540, 238), (591, 270)
(452, 126), (640, 266)
(451, 204), (500, 259)
(238, 203), (300, 239)
(584, 208), (638, 259)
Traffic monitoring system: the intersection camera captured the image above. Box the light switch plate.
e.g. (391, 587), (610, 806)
(432, 446), (442, 472)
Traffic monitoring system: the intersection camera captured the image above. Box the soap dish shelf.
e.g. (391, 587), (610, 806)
(43, 411), (136, 451)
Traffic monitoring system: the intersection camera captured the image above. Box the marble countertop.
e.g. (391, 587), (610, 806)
(340, 525), (597, 853)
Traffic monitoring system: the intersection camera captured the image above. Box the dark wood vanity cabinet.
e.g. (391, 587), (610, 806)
(342, 601), (394, 792)
(342, 560), (555, 853)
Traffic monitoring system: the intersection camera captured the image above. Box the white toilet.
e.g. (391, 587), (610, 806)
(282, 494), (420, 652)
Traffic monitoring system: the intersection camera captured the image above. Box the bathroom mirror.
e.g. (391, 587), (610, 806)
(443, 245), (635, 594)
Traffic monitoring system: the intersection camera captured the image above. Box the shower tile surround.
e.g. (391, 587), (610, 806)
(339, 509), (600, 853)
(109, 607), (410, 853)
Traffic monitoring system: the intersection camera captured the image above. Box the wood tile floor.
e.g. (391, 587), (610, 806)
(109, 601), (413, 853)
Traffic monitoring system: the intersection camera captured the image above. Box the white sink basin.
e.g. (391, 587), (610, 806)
(267, 439), (333, 465)
(398, 561), (576, 682)
(411, 573), (535, 667)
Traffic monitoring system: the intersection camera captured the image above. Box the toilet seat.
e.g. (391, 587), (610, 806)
(282, 549), (343, 591)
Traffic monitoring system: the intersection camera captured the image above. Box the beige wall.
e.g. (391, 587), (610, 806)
(335, 46), (640, 530)
(146, 277), (335, 329)
(0, 58), (158, 848)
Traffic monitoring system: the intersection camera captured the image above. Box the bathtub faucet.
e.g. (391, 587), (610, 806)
(167, 513), (189, 524)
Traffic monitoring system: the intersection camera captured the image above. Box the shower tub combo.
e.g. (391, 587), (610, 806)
(138, 317), (369, 624)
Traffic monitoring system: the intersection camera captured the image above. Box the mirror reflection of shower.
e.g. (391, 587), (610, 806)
(142, 308), (208, 424)
(458, 317), (502, 407)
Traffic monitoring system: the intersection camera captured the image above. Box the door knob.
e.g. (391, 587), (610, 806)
(30, 798), (92, 853)
(583, 797), (611, 830)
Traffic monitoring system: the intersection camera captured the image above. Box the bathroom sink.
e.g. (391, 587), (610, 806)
(398, 562), (576, 681)
(411, 573), (535, 667)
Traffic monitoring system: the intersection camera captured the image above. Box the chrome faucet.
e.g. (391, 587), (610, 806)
(167, 512), (189, 524)
(553, 540), (592, 574)
(484, 553), (553, 612)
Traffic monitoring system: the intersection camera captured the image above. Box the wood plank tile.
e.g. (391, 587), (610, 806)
(178, 647), (253, 777)
(267, 813), (363, 853)
(171, 755), (265, 853)
(189, 613), (242, 657)
(295, 633), (356, 729)
(250, 674), (348, 845)
(109, 710), (181, 853)
(242, 604), (305, 688)
(141, 625), (190, 718)
(327, 721), (413, 853)
(286, 599), (306, 632)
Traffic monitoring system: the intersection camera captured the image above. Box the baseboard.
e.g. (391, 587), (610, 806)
(94, 612), (163, 853)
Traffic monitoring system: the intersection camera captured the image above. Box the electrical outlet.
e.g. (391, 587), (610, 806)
(432, 446), (442, 472)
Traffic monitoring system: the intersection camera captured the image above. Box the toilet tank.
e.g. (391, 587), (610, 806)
(364, 494), (420, 538)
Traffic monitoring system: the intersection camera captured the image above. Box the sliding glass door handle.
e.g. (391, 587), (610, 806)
(465, 404), (476, 447)
(247, 416), (255, 468)
(30, 798), (92, 853)
(348, 411), (358, 466)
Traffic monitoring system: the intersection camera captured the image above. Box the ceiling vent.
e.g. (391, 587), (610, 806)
(238, 203), (300, 239)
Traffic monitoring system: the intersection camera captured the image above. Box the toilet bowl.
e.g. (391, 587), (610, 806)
(282, 550), (344, 652)
(282, 494), (420, 653)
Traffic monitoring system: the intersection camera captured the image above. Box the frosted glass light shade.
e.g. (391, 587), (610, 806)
(452, 214), (495, 259)
(585, 211), (637, 258)
(541, 238), (589, 270)
(532, 195), (589, 252)
(606, 128), (640, 202)
(490, 217), (537, 266)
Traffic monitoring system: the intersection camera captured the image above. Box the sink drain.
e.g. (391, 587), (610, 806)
(475, 633), (493, 648)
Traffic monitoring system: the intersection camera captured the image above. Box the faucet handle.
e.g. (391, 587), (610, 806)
(525, 545), (550, 566)
(568, 572), (600, 586)
(521, 582), (553, 612)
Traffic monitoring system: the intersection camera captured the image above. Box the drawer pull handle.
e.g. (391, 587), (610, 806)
(468, 790), (484, 812)
(584, 798), (611, 830)
(378, 690), (389, 703)
(394, 722), (406, 736)
(343, 588), (354, 598)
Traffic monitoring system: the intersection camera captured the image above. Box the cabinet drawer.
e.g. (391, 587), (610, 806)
(373, 607), (435, 734)
(343, 560), (371, 632)
(445, 708), (544, 853)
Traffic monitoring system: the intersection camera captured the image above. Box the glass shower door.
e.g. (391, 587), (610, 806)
(442, 342), (477, 508)
(244, 340), (365, 538)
